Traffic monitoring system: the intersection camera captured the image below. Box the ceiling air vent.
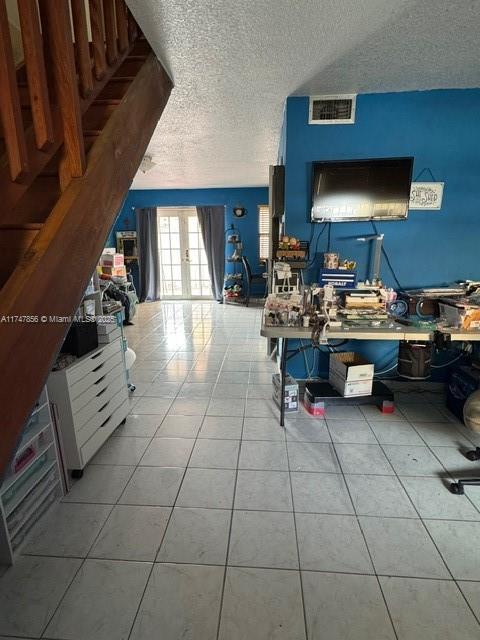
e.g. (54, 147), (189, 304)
(309, 94), (356, 125)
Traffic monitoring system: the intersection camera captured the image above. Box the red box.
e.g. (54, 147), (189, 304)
(303, 394), (325, 417)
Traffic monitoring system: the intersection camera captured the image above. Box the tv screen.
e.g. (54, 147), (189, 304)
(311, 157), (413, 222)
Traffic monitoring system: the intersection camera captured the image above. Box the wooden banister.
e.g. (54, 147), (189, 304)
(0, 0), (29, 181)
(17, 0), (54, 151)
(103, 0), (118, 65)
(39, 0), (85, 191)
(71, 0), (94, 98)
(89, 0), (107, 80)
(1, 1), (148, 205)
(116, 0), (128, 53)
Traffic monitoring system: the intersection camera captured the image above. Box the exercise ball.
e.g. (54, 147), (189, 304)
(464, 390), (480, 433)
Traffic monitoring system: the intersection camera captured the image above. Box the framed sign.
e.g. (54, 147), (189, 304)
(409, 182), (444, 210)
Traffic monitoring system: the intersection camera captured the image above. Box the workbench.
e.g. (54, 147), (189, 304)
(260, 321), (480, 426)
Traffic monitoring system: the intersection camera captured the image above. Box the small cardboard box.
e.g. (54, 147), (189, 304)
(100, 253), (124, 268)
(272, 373), (299, 412)
(329, 352), (374, 397)
(102, 265), (127, 277)
(97, 327), (122, 344)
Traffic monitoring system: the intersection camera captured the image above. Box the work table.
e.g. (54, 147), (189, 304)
(261, 318), (480, 427)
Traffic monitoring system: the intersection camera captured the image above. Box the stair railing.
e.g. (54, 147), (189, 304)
(0, 0), (138, 205)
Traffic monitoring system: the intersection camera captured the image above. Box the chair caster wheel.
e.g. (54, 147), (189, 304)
(449, 483), (464, 495)
(71, 469), (84, 479)
(465, 449), (480, 462)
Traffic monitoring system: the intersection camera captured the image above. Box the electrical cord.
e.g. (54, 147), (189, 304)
(374, 362), (398, 376)
(431, 353), (464, 368)
(305, 223), (327, 268)
(300, 339), (316, 379)
(371, 221), (403, 290)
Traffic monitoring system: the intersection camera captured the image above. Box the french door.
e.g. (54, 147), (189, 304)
(157, 207), (212, 299)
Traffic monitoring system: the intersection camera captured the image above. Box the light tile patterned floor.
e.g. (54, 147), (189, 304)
(1, 300), (480, 639)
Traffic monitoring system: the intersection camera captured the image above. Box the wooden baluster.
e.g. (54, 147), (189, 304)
(71, 0), (94, 98)
(89, 0), (107, 80)
(17, 0), (54, 151)
(39, 0), (85, 191)
(115, 0), (128, 53)
(127, 8), (138, 43)
(0, 0), (29, 181)
(103, 0), (117, 65)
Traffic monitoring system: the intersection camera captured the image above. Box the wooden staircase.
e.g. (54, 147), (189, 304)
(0, 0), (173, 475)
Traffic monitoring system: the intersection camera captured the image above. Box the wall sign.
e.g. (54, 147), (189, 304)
(409, 182), (444, 210)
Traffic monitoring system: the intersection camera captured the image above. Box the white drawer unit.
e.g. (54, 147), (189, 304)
(0, 387), (64, 565)
(47, 337), (129, 478)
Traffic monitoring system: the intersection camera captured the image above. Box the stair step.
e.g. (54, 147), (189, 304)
(130, 40), (151, 56)
(0, 224), (43, 289)
(96, 78), (134, 101)
(115, 58), (146, 77)
(82, 102), (117, 132)
(4, 176), (60, 226)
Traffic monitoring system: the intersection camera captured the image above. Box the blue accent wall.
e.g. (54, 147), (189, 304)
(283, 89), (480, 378)
(108, 187), (268, 273)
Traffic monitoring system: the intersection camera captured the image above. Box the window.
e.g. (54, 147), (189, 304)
(258, 204), (270, 262)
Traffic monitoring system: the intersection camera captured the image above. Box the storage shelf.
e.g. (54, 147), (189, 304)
(10, 487), (58, 555)
(1, 440), (55, 495)
(31, 399), (48, 417)
(1, 385), (63, 566)
(8, 480), (59, 540)
(4, 460), (57, 518)
(15, 418), (52, 460)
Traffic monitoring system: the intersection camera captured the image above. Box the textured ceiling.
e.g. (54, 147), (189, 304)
(127, 0), (480, 190)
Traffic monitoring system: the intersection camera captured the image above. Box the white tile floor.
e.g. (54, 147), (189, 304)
(2, 300), (480, 638)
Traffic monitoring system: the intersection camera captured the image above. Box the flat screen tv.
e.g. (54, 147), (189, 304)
(311, 157), (413, 222)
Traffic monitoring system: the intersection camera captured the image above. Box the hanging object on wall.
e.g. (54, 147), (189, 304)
(233, 206), (246, 218)
(409, 182), (444, 210)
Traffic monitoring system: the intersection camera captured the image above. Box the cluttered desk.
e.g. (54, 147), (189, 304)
(261, 252), (480, 426)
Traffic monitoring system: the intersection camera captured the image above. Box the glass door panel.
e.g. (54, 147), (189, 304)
(157, 208), (212, 299)
(157, 214), (185, 298)
(187, 214), (212, 298)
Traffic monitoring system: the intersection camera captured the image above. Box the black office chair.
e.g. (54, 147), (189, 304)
(241, 256), (267, 307)
(450, 447), (480, 494)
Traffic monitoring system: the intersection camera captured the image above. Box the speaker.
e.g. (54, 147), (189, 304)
(269, 165), (285, 219)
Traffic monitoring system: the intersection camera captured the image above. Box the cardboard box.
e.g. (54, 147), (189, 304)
(97, 327), (122, 344)
(329, 352), (374, 397)
(272, 373), (299, 413)
(96, 320), (118, 335)
(100, 253), (124, 268)
(329, 371), (373, 397)
(101, 265), (127, 277)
